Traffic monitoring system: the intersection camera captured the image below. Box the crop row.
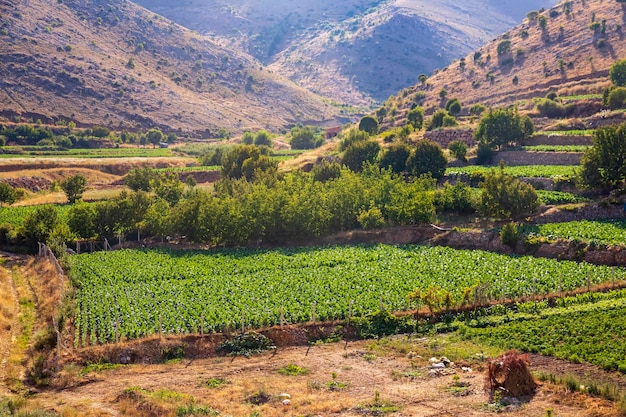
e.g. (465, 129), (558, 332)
(460, 297), (626, 372)
(523, 219), (626, 246)
(69, 245), (626, 346)
(445, 165), (578, 179)
(0, 204), (70, 227)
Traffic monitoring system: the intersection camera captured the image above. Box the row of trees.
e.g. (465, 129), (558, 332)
(12, 159), (540, 253)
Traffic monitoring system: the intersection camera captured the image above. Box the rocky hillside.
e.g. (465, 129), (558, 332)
(0, 0), (342, 136)
(134, 0), (559, 106)
(384, 0), (626, 125)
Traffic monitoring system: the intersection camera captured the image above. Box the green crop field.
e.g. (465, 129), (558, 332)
(446, 165), (578, 179)
(0, 147), (175, 158)
(518, 145), (590, 152)
(69, 245), (626, 346)
(534, 130), (594, 136)
(535, 190), (589, 205)
(460, 293), (626, 372)
(0, 204), (70, 226)
(523, 219), (626, 246)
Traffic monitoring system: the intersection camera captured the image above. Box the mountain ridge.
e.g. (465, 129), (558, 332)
(0, 0), (342, 136)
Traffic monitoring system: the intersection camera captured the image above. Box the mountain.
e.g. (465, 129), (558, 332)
(0, 0), (341, 136)
(384, 0), (626, 126)
(134, 0), (559, 105)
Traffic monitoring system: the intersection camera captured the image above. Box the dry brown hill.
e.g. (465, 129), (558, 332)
(134, 0), (559, 106)
(384, 0), (626, 125)
(0, 0), (343, 136)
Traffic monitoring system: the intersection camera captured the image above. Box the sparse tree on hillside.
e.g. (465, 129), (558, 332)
(610, 59), (626, 87)
(407, 107), (425, 130)
(448, 140), (468, 162)
(241, 131), (254, 145)
(418, 74), (428, 86)
(60, 174), (87, 204)
(445, 98), (462, 115)
(474, 108), (533, 150)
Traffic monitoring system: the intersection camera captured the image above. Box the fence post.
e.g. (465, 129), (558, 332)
(200, 312), (204, 336)
(311, 302), (317, 324)
(241, 310), (245, 333)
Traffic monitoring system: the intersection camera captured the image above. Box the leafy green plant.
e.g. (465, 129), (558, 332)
(217, 332), (276, 357)
(277, 364), (309, 376)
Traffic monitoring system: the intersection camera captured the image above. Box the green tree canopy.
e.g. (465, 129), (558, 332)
(378, 142), (411, 173)
(479, 165), (540, 218)
(60, 174), (87, 204)
(0, 182), (17, 206)
(358, 116), (379, 135)
(610, 59), (626, 87)
(407, 107), (425, 130)
(21, 205), (60, 246)
(445, 98), (462, 115)
(290, 126), (324, 150)
(146, 128), (164, 147)
(406, 139), (447, 179)
(125, 167), (158, 192)
(578, 122), (626, 189)
(221, 145), (277, 181)
(341, 139), (381, 172)
(474, 108), (533, 150)
(253, 130), (273, 147)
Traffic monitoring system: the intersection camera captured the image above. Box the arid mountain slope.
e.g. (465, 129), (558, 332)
(385, 0), (626, 125)
(0, 0), (341, 136)
(135, 0), (559, 105)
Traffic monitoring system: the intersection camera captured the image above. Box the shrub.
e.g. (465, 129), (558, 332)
(406, 139), (447, 179)
(217, 332), (276, 357)
(445, 98), (462, 115)
(479, 166), (540, 218)
(500, 222), (519, 247)
(378, 142), (411, 173)
(358, 115), (379, 135)
(434, 182), (475, 214)
(358, 206), (386, 230)
(342, 139), (380, 172)
(476, 143), (494, 165)
(407, 107), (424, 130)
(448, 140), (467, 161)
(607, 87), (626, 109)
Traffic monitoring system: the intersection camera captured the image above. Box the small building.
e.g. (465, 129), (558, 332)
(325, 126), (343, 140)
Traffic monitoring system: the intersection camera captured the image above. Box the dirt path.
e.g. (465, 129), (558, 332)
(0, 263), (19, 396)
(33, 340), (620, 417)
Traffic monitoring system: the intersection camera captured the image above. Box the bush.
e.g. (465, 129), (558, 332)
(358, 115), (379, 135)
(378, 142), (411, 173)
(479, 166), (540, 218)
(217, 332), (276, 357)
(476, 143), (494, 165)
(448, 140), (468, 161)
(406, 139), (447, 179)
(434, 182), (475, 214)
(445, 98), (462, 115)
(500, 222), (519, 247)
(469, 104), (487, 116)
(358, 206), (386, 230)
(312, 160), (341, 182)
(535, 98), (572, 118)
(407, 107), (424, 130)
(342, 139), (380, 172)
(607, 87), (626, 109)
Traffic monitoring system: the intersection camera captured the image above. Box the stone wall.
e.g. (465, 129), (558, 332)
(493, 151), (582, 166)
(521, 135), (592, 146)
(424, 129), (475, 148)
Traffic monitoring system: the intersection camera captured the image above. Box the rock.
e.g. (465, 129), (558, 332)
(461, 366), (473, 373)
(430, 362), (446, 369)
(282, 399), (291, 406)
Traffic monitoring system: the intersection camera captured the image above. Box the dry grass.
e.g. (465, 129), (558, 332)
(388, 0), (626, 125)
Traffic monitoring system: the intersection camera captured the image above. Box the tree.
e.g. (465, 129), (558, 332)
(445, 98), (462, 115)
(378, 142), (411, 173)
(578, 123), (626, 189)
(22, 205), (60, 246)
(290, 126), (324, 149)
(610, 59), (626, 86)
(474, 108), (533, 150)
(0, 182), (16, 205)
(146, 128), (164, 147)
(448, 140), (468, 161)
(253, 130), (273, 147)
(427, 109), (449, 131)
(479, 165), (540, 218)
(358, 116), (379, 135)
(406, 139), (447, 179)
(67, 201), (97, 239)
(60, 174), (87, 203)
(418, 73), (428, 86)
(341, 139), (380, 172)
(607, 87), (626, 109)
(407, 107), (425, 130)
(153, 173), (185, 206)
(221, 145), (277, 181)
(125, 167), (158, 192)
(241, 131), (254, 145)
